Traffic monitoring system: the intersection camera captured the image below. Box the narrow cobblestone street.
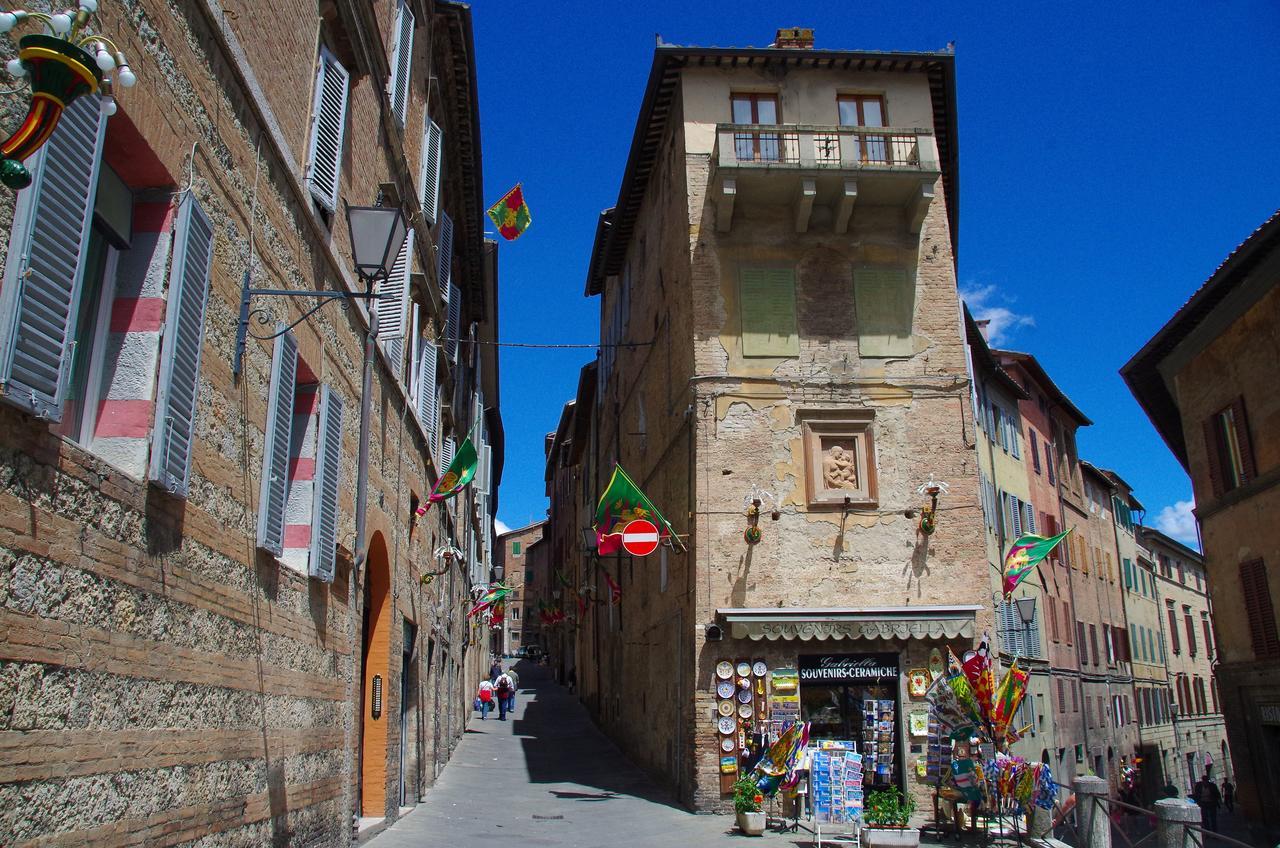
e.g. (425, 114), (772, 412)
(367, 661), (795, 847)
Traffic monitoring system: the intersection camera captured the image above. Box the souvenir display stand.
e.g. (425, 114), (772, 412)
(809, 742), (863, 848)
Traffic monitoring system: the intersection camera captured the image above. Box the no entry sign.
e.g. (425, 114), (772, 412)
(620, 519), (660, 556)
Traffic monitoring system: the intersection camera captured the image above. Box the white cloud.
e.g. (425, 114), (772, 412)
(494, 518), (512, 535)
(961, 284), (1036, 347)
(1154, 499), (1200, 550)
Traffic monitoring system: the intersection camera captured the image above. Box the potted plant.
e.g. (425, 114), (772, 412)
(733, 776), (767, 836)
(863, 787), (919, 848)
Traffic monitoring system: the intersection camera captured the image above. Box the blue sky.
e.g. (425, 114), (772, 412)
(473, 1), (1280, 545)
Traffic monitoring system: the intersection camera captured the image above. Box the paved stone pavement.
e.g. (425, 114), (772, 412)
(367, 660), (807, 847)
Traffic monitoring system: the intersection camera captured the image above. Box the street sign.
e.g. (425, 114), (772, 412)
(620, 518), (660, 556)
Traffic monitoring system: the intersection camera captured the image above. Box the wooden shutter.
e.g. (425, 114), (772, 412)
(388, 0), (414, 127)
(309, 385), (343, 582)
(1203, 414), (1226, 498)
(1241, 559), (1280, 658)
(739, 267), (799, 357)
(442, 435), (455, 469)
(420, 119), (443, 225)
(446, 282), (461, 363)
(378, 226), (412, 379)
(149, 194), (215, 496)
(0, 95), (106, 420)
(436, 211), (454, 299)
(305, 47), (350, 212)
(1232, 396), (1257, 483)
(256, 331), (297, 555)
(416, 339), (439, 462)
(1011, 496), (1023, 537)
(1024, 502), (1036, 535)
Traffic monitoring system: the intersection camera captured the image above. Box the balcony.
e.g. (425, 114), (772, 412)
(711, 123), (941, 234)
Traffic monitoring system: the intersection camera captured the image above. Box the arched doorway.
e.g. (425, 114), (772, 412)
(360, 532), (392, 818)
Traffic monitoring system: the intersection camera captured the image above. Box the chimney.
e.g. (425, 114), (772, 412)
(775, 27), (814, 49)
(975, 318), (991, 342)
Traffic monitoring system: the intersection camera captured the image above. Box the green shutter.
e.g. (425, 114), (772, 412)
(739, 267), (798, 357)
(512, 541), (521, 555)
(854, 267), (915, 357)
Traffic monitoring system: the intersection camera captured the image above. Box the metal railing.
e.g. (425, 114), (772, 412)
(716, 123), (938, 170)
(1050, 795), (1261, 848)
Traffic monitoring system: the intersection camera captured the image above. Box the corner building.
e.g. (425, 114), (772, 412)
(0, 0), (501, 843)
(572, 32), (988, 813)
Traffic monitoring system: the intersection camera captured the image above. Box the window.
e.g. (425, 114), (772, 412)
(1240, 558), (1280, 658)
(304, 46), (350, 212)
(1045, 440), (1056, 484)
(1178, 559), (1186, 584)
(510, 607), (519, 621)
(1104, 626), (1114, 664)
(998, 599), (1041, 658)
(512, 541), (522, 556)
(1030, 431), (1041, 473)
(1064, 602), (1073, 644)
(388, 0), (414, 127)
(1057, 678), (1066, 713)
(853, 267), (914, 357)
(524, 568), (533, 584)
(1201, 612), (1214, 659)
(419, 118), (443, 225)
(0, 97), (213, 497)
(730, 92), (780, 161)
(1089, 624), (1100, 666)
(1184, 606), (1197, 657)
(1166, 600), (1181, 654)
(1204, 398), (1255, 497)
(1072, 680), (1079, 712)
(1076, 621), (1087, 664)
(378, 226), (413, 380)
(799, 409), (878, 508)
(739, 267), (798, 357)
(1048, 599), (1059, 642)
(837, 94), (889, 163)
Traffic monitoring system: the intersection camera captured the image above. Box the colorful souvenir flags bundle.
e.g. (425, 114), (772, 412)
(926, 668), (977, 740)
(419, 436), (479, 512)
(593, 465), (683, 554)
(486, 184), (532, 241)
(751, 721), (810, 797)
(961, 634), (997, 726)
(991, 660), (1030, 743)
(1002, 529), (1071, 598)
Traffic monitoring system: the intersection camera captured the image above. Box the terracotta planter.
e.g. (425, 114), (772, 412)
(736, 810), (766, 836)
(863, 826), (920, 848)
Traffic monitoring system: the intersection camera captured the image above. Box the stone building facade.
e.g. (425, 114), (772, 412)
(0, 0), (500, 843)
(1140, 527), (1231, 795)
(561, 32), (989, 813)
(496, 519), (545, 653)
(1124, 210), (1278, 835)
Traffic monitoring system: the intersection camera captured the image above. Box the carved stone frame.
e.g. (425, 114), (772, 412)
(798, 409), (878, 509)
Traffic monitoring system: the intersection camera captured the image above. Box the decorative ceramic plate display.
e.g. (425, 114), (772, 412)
(736, 662), (752, 678)
(721, 737), (736, 752)
(738, 677), (751, 690)
(738, 703), (753, 718)
(716, 681), (735, 699)
(717, 700), (735, 717)
(718, 716), (737, 735)
(737, 689), (753, 704)
(716, 661), (734, 680)
(752, 661), (767, 677)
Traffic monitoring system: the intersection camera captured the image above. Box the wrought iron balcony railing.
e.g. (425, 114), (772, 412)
(715, 123), (939, 171)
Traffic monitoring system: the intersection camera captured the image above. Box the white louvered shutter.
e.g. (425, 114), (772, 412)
(420, 119), (442, 225)
(436, 211), (453, 300)
(149, 194), (215, 496)
(0, 96), (106, 420)
(1011, 497), (1023, 537)
(442, 435), (455, 469)
(257, 331), (297, 555)
(416, 339), (439, 460)
(446, 282), (461, 363)
(1024, 503), (1037, 535)
(388, 0), (414, 127)
(305, 47), (350, 212)
(309, 384), (343, 582)
(378, 226), (412, 380)
(408, 307), (420, 403)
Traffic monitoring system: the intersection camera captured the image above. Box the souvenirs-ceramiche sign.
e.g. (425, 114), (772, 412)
(799, 653), (899, 684)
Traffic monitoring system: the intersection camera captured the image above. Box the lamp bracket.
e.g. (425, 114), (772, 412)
(232, 269), (385, 377)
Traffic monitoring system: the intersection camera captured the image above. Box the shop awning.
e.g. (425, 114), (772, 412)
(716, 605), (981, 642)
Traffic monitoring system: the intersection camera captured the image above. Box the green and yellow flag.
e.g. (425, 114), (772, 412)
(419, 436), (478, 512)
(593, 464), (683, 554)
(486, 184), (532, 241)
(1002, 529), (1071, 598)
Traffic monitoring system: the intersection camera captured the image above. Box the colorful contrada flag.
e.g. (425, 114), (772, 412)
(593, 465), (683, 555)
(486, 183), (532, 241)
(991, 660), (1030, 743)
(1002, 529), (1071, 598)
(961, 633), (997, 727)
(467, 582), (511, 618)
(419, 436), (479, 513)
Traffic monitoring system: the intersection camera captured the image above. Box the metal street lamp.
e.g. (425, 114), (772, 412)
(1015, 596), (1037, 626)
(493, 564), (505, 582)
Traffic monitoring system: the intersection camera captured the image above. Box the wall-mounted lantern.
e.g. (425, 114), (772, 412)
(742, 483), (778, 545)
(0, 2), (137, 188)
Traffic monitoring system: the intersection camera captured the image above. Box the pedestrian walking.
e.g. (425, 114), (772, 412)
(476, 679), (495, 720)
(495, 672), (514, 721)
(504, 668), (519, 714)
(489, 659), (501, 682)
(1193, 774), (1221, 831)
(1222, 779), (1235, 813)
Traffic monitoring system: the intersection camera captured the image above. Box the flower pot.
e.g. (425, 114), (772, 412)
(863, 827), (920, 848)
(736, 810), (766, 836)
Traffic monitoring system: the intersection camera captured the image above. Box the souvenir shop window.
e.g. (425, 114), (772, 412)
(798, 409), (878, 508)
(798, 654), (899, 789)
